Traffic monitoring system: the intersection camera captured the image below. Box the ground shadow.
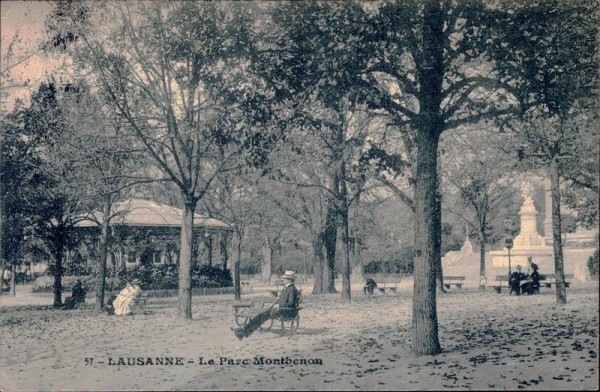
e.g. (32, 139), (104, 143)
(259, 327), (330, 338)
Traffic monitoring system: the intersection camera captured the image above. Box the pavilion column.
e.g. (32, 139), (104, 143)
(207, 233), (213, 268)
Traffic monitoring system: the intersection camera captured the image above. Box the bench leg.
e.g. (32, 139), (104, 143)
(279, 317), (299, 334)
(456, 284), (462, 289)
(494, 287), (501, 294)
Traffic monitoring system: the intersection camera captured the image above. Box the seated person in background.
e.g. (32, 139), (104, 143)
(522, 258), (541, 295)
(233, 270), (301, 340)
(113, 279), (142, 316)
(509, 265), (528, 296)
(364, 278), (377, 295)
(63, 279), (87, 309)
(1, 264), (12, 293)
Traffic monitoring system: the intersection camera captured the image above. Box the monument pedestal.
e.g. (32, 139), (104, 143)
(489, 192), (554, 275)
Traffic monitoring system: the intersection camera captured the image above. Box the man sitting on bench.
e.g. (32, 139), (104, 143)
(364, 278), (377, 295)
(233, 270), (301, 340)
(63, 279), (87, 309)
(509, 265), (528, 295)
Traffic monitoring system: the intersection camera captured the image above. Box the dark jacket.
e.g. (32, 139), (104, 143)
(365, 278), (377, 288)
(278, 283), (301, 309)
(72, 283), (86, 301)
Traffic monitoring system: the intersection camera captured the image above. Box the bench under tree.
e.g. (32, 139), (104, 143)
(363, 274), (402, 294)
(491, 273), (574, 294)
(443, 276), (465, 289)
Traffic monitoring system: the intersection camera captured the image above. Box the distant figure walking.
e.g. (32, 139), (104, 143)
(233, 271), (301, 340)
(63, 279), (87, 309)
(364, 278), (377, 295)
(113, 279), (142, 316)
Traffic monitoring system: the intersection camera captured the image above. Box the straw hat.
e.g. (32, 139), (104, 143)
(282, 271), (296, 281)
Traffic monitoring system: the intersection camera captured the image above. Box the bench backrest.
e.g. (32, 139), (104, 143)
(495, 275), (510, 282)
(444, 276), (465, 281)
(363, 274), (402, 284)
(540, 273), (574, 281)
(253, 297), (277, 306)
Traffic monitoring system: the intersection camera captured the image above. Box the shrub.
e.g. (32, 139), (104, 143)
(193, 265), (233, 288)
(32, 275), (95, 293)
(116, 264), (232, 290)
(32, 265), (233, 292)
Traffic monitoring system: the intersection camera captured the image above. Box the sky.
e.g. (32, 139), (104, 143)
(1, 0), (59, 109)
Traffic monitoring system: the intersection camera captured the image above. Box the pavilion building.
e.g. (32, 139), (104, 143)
(74, 199), (233, 272)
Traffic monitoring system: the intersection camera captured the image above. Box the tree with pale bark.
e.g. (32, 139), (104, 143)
(47, 1), (273, 318)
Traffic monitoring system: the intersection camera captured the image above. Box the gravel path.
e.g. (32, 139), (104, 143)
(1, 283), (598, 390)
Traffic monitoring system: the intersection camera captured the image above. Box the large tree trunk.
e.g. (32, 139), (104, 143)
(550, 159), (567, 304)
(412, 131), (443, 356)
(339, 163), (351, 301)
(312, 233), (325, 294)
(324, 204), (338, 293)
(94, 198), (111, 313)
(411, 0), (444, 356)
(53, 247), (64, 307)
(178, 196), (196, 320)
(52, 226), (66, 307)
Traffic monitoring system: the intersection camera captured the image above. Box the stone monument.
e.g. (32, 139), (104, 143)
(489, 183), (553, 274)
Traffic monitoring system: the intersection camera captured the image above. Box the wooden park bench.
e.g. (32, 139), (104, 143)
(540, 273), (574, 288)
(492, 275), (510, 294)
(364, 274), (402, 294)
(492, 273), (574, 294)
(443, 276), (466, 290)
(232, 296), (302, 333)
(134, 292), (149, 311)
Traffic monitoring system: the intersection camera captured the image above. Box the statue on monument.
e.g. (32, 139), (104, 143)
(521, 182), (533, 199)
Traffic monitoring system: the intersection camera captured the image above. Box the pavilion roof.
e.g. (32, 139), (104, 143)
(75, 199), (232, 230)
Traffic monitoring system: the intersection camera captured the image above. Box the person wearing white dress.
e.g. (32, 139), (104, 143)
(113, 279), (142, 316)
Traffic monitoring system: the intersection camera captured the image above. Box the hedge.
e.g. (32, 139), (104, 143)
(32, 264), (233, 292)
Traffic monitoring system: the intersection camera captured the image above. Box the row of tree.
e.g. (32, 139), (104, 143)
(1, 0), (597, 356)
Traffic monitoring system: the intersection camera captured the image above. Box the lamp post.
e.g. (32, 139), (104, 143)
(505, 238), (514, 276)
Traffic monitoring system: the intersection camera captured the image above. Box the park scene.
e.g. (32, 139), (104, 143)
(1, 1), (598, 391)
